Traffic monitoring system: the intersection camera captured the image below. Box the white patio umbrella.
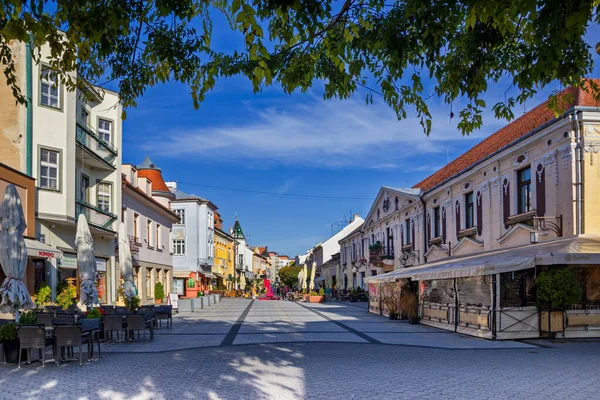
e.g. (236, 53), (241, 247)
(301, 264), (308, 291)
(346, 263), (352, 290)
(309, 262), (316, 292)
(326, 269), (332, 288)
(118, 222), (137, 300)
(0, 185), (34, 320)
(297, 269), (303, 290)
(335, 263), (341, 289)
(239, 271), (246, 289)
(76, 214), (99, 308)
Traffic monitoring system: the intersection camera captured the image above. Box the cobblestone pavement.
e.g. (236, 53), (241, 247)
(2, 299), (599, 399)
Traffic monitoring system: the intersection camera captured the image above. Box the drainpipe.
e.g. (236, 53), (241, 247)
(573, 112), (583, 235)
(25, 37), (33, 176)
(420, 195), (427, 264)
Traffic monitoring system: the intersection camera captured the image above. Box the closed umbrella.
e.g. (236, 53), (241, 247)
(326, 269), (332, 288)
(335, 263), (341, 289)
(239, 271), (246, 290)
(309, 262), (316, 292)
(118, 222), (136, 300)
(346, 263), (352, 290)
(297, 269), (303, 290)
(301, 264), (307, 291)
(76, 214), (99, 308)
(0, 185), (34, 320)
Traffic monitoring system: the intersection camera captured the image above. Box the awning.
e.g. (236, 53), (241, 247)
(214, 273), (225, 279)
(173, 270), (195, 279)
(24, 238), (63, 259)
(200, 272), (216, 279)
(314, 276), (326, 283)
(244, 271), (254, 278)
(365, 235), (600, 283)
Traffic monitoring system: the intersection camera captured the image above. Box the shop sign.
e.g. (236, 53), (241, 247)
(59, 253), (77, 269)
(168, 293), (179, 309)
(173, 279), (185, 296)
(95, 257), (107, 272)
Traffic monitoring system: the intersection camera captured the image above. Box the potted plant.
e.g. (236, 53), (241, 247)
(401, 292), (420, 324)
(308, 289), (324, 303)
(34, 282), (52, 307)
(82, 308), (102, 331)
(125, 296), (141, 312)
(350, 288), (359, 302)
(56, 280), (76, 310)
(382, 282), (402, 320)
(0, 323), (20, 364)
(155, 282), (165, 304)
(536, 267), (581, 337)
(17, 311), (38, 325)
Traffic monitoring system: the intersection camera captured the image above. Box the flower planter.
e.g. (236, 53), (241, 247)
(201, 297), (210, 308)
(408, 316), (420, 325)
(308, 295), (324, 303)
(2, 339), (23, 364)
(155, 298), (163, 304)
(350, 295), (358, 302)
(214, 294), (220, 303)
(388, 312), (400, 320)
(178, 299), (194, 312)
(541, 311), (565, 334)
(81, 318), (101, 332)
(192, 298), (203, 311)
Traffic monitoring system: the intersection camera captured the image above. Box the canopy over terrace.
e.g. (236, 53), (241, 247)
(365, 235), (600, 283)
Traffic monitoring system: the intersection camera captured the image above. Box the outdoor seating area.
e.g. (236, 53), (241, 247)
(0, 304), (173, 368)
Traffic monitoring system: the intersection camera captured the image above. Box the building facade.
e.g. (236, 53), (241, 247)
(366, 84), (600, 339)
(167, 182), (216, 297)
(213, 212), (237, 290)
(121, 160), (178, 304)
(231, 219), (254, 287)
(0, 41), (123, 304)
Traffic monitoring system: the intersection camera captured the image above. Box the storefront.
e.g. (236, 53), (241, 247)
(367, 236), (600, 340)
(57, 252), (108, 304)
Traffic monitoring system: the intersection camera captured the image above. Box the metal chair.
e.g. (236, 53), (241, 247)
(54, 324), (87, 366)
(155, 305), (173, 328)
(103, 315), (125, 342)
(126, 315), (149, 342)
(17, 325), (49, 368)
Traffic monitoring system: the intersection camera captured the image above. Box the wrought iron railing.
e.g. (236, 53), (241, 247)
(75, 199), (117, 230)
(128, 235), (141, 254)
(76, 121), (118, 167)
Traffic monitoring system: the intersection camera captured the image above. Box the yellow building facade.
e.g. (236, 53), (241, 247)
(214, 227), (236, 290)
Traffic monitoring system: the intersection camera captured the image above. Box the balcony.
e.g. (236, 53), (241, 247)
(76, 121), (118, 170)
(128, 235), (141, 257)
(75, 199), (117, 232)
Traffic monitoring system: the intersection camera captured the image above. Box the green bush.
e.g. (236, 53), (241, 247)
(318, 288), (325, 296)
(18, 311), (37, 325)
(155, 282), (165, 300)
(87, 308), (102, 318)
(34, 282), (52, 306)
(0, 323), (17, 341)
(536, 267), (582, 311)
(125, 296), (141, 312)
(56, 282), (76, 310)
(309, 291), (318, 296)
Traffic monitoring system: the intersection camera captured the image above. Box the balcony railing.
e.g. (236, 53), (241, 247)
(75, 199), (117, 231)
(128, 235), (141, 255)
(76, 121), (118, 167)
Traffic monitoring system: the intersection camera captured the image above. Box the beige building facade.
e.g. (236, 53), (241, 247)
(365, 85), (600, 339)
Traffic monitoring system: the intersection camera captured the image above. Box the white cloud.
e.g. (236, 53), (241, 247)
(142, 94), (502, 170)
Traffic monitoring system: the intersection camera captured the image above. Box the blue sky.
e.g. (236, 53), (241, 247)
(118, 15), (600, 258)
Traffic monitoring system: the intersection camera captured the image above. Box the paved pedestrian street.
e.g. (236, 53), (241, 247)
(3, 299), (600, 399)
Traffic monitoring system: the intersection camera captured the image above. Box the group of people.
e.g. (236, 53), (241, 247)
(276, 285), (291, 300)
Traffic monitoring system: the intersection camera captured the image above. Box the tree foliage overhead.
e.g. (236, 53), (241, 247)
(278, 264), (301, 288)
(1, 0), (599, 131)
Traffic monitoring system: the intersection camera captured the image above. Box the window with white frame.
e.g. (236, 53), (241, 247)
(174, 209), (185, 224)
(147, 219), (153, 247)
(98, 119), (112, 143)
(156, 224), (161, 249)
(97, 182), (111, 213)
(40, 149), (59, 190)
(173, 239), (185, 255)
(40, 66), (60, 108)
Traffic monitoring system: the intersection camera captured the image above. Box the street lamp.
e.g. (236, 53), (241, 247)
(530, 230), (540, 244)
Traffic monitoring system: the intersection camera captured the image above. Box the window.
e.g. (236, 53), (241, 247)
(78, 108), (89, 125)
(405, 219), (411, 245)
(352, 243), (356, 261)
(465, 192), (474, 229)
(40, 149), (59, 190)
(517, 167), (532, 214)
(146, 269), (152, 298)
(147, 220), (153, 247)
(156, 224), (161, 249)
(174, 209), (185, 224)
(173, 239), (185, 255)
(98, 119), (112, 143)
(134, 213), (140, 241)
(169, 229), (172, 253)
(40, 66), (60, 108)
(97, 182), (111, 213)
(434, 207), (441, 238)
(228, 248), (231, 261)
(80, 174), (90, 202)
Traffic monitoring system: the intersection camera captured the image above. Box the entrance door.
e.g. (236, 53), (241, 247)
(33, 260), (46, 290)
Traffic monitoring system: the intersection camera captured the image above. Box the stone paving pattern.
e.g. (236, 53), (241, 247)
(2, 298), (600, 399)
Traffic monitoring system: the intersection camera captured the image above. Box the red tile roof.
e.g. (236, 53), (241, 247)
(138, 169), (170, 192)
(414, 84), (600, 192)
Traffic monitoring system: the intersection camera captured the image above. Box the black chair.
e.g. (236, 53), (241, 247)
(37, 313), (55, 329)
(126, 315), (150, 342)
(17, 325), (51, 368)
(54, 324), (88, 366)
(54, 314), (76, 324)
(103, 315), (125, 342)
(155, 305), (173, 328)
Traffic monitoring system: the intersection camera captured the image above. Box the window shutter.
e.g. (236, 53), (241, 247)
(455, 200), (461, 238)
(536, 164), (546, 216)
(401, 228), (404, 247)
(502, 178), (510, 229)
(476, 191), (483, 236)
(442, 207), (447, 243)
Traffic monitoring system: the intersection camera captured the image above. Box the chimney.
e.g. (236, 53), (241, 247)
(351, 214), (360, 223)
(165, 181), (177, 190)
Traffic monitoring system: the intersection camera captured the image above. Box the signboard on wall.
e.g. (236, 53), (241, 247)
(173, 278), (184, 296)
(95, 257), (107, 272)
(59, 253), (77, 269)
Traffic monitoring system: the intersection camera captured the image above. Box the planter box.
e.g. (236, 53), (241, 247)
(350, 295), (358, 302)
(214, 294), (220, 303)
(541, 311), (564, 333)
(201, 297), (210, 308)
(81, 318), (101, 332)
(308, 296), (324, 303)
(192, 298), (203, 311)
(178, 299), (194, 313)
(207, 295), (213, 306)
